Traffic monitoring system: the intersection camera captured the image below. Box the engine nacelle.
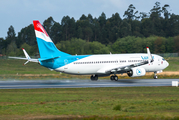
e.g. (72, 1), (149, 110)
(127, 67), (146, 77)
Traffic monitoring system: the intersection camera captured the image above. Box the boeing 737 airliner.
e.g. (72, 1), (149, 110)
(10, 20), (169, 81)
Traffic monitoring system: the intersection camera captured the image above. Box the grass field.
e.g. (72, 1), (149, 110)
(0, 59), (55, 74)
(165, 57), (179, 71)
(0, 87), (179, 120)
(0, 58), (179, 119)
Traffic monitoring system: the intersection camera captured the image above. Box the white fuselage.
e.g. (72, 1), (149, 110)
(55, 53), (169, 75)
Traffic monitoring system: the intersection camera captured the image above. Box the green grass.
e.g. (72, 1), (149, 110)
(165, 57), (179, 71)
(0, 59), (56, 74)
(0, 87), (179, 119)
(0, 59), (179, 119)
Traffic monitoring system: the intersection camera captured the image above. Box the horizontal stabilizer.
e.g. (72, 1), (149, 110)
(9, 57), (38, 63)
(9, 48), (39, 65)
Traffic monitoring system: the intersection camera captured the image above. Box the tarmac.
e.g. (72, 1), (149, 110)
(0, 78), (178, 89)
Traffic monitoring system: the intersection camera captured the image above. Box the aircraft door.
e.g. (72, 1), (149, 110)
(158, 58), (161, 66)
(118, 59), (121, 65)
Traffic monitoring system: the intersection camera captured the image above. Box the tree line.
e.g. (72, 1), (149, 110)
(1, 2), (179, 56)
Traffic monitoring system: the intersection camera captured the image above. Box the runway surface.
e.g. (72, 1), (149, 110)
(0, 79), (178, 89)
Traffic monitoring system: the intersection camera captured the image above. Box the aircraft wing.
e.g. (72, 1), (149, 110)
(104, 61), (149, 74)
(97, 60), (148, 74)
(97, 47), (153, 74)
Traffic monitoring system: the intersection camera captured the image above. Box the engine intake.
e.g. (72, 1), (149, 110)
(127, 67), (146, 77)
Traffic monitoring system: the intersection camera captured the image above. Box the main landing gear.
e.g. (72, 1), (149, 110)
(110, 75), (118, 81)
(90, 75), (98, 81)
(90, 75), (118, 81)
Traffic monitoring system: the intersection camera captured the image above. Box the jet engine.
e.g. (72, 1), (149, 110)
(127, 67), (146, 77)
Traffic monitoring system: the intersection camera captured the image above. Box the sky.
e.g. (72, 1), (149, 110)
(0, 0), (179, 39)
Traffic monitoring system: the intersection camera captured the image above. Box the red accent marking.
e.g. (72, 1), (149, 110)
(33, 20), (49, 37)
(22, 48), (24, 50)
(146, 47), (149, 48)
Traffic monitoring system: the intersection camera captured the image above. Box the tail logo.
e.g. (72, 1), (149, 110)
(34, 20), (52, 43)
(36, 23), (49, 37)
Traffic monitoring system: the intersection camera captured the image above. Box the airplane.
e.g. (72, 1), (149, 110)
(10, 20), (169, 81)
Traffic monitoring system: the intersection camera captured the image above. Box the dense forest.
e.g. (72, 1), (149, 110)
(1, 2), (179, 56)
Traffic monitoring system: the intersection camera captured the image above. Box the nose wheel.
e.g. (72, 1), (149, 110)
(110, 75), (118, 81)
(154, 72), (158, 79)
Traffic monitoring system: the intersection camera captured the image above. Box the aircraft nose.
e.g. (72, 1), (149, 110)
(166, 61), (169, 67)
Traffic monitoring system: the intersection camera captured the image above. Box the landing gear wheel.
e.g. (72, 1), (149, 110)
(110, 76), (114, 81)
(114, 76), (118, 81)
(90, 75), (98, 81)
(154, 75), (158, 79)
(110, 75), (118, 81)
(154, 72), (158, 79)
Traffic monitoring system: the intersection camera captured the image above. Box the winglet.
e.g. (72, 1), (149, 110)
(146, 47), (153, 63)
(22, 48), (31, 65)
(22, 48), (31, 59)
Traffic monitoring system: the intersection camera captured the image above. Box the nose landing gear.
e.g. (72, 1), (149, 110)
(154, 72), (158, 79)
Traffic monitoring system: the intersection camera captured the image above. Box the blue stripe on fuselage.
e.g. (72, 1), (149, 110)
(38, 55), (90, 69)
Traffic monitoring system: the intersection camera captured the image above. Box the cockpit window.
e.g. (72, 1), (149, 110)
(162, 58), (165, 61)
